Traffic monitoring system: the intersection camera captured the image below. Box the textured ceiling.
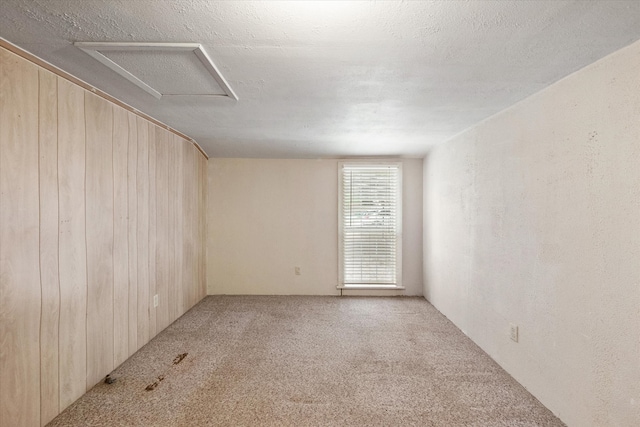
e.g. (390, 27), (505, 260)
(2, 0), (640, 158)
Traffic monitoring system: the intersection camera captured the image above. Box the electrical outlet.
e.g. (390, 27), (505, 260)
(510, 324), (519, 342)
(294, 266), (301, 276)
(153, 294), (159, 308)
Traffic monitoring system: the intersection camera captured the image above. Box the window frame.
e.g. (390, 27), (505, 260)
(337, 160), (403, 290)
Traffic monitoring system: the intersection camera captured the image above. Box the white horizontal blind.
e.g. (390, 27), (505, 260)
(340, 163), (401, 286)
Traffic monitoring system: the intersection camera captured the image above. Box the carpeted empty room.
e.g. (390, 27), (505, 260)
(3, 2), (640, 427)
(47, 296), (564, 427)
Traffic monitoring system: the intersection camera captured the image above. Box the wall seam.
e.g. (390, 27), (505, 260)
(36, 65), (43, 427)
(83, 92), (89, 392)
(55, 74), (61, 418)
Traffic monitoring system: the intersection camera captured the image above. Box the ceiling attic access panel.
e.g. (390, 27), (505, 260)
(74, 42), (238, 100)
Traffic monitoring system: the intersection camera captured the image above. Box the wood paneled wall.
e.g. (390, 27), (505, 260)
(0, 46), (207, 427)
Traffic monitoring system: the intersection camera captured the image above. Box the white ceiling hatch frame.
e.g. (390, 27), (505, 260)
(74, 42), (238, 100)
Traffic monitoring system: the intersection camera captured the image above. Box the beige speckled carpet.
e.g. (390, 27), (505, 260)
(47, 296), (565, 426)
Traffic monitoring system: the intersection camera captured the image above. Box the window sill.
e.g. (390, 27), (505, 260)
(337, 285), (405, 290)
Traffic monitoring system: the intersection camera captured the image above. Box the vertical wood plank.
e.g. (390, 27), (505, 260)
(192, 146), (200, 307)
(199, 152), (207, 300)
(155, 129), (170, 331)
(194, 148), (200, 303)
(136, 117), (149, 349)
(112, 107), (129, 367)
(85, 92), (114, 390)
(147, 124), (157, 339)
(0, 48), (41, 427)
(57, 77), (87, 411)
(193, 149), (201, 305)
(176, 136), (185, 318)
(167, 135), (178, 324)
(127, 112), (138, 355)
(190, 144), (198, 310)
(38, 68), (59, 426)
(181, 140), (193, 313)
(190, 146), (199, 307)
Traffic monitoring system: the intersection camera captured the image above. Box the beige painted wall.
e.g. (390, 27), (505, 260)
(207, 158), (423, 295)
(423, 40), (640, 426)
(0, 46), (207, 427)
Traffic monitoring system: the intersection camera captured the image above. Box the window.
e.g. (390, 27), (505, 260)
(338, 162), (402, 289)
